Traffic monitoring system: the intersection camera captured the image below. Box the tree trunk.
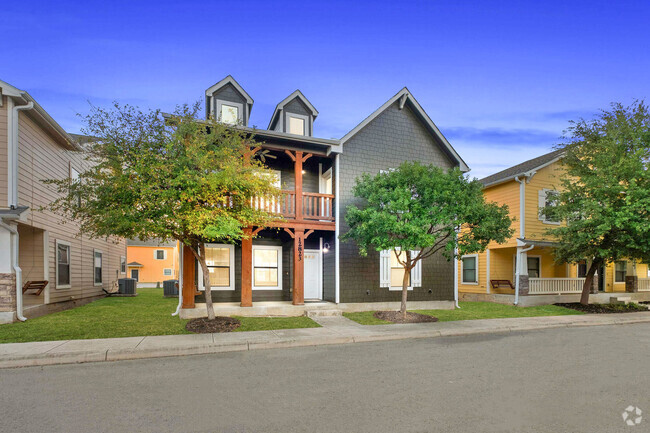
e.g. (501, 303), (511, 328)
(580, 259), (600, 305)
(399, 252), (412, 319)
(189, 243), (216, 320)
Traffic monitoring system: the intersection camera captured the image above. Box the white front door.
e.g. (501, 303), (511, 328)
(304, 249), (321, 300)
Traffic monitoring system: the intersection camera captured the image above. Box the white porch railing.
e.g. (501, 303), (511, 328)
(529, 278), (585, 295)
(639, 278), (650, 292)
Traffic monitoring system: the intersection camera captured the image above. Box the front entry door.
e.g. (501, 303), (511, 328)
(303, 249), (321, 300)
(131, 269), (139, 281)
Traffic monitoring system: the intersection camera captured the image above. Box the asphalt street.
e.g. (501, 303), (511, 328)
(2, 323), (649, 433)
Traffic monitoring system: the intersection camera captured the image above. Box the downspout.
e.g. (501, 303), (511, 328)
(334, 153), (340, 304)
(0, 221), (26, 321)
(172, 241), (183, 316)
(514, 176), (526, 238)
(8, 100), (34, 208)
(453, 228), (460, 308)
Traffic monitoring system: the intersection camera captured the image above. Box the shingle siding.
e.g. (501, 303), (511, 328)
(338, 101), (455, 303)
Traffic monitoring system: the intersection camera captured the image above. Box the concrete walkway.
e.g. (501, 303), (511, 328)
(2, 312), (650, 368)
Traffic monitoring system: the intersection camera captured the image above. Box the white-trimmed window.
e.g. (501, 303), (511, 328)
(379, 249), (422, 290)
(539, 189), (560, 224)
(253, 245), (282, 290)
(286, 114), (308, 135)
(615, 261), (627, 283)
(216, 100), (242, 125)
(120, 256), (126, 274)
(461, 254), (478, 284)
(69, 164), (81, 207)
(93, 249), (103, 286)
(199, 244), (235, 291)
(163, 268), (172, 277)
(527, 256), (541, 278)
(577, 260), (587, 278)
(56, 240), (71, 289)
(154, 249), (166, 260)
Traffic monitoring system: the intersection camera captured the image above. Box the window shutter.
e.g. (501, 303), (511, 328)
(538, 190), (546, 221)
(379, 250), (390, 288)
(411, 250), (422, 287)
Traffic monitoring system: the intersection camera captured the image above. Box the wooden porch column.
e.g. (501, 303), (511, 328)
(181, 244), (196, 309)
(241, 227), (253, 307)
(293, 228), (305, 305)
(294, 151), (303, 221)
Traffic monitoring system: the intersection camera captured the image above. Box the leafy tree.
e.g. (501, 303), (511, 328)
(47, 103), (278, 319)
(545, 101), (650, 304)
(342, 162), (514, 317)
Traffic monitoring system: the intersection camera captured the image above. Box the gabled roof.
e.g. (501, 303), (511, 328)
(339, 87), (469, 172)
(480, 149), (565, 187)
(204, 75), (254, 105)
(127, 262), (143, 267)
(268, 89), (319, 130)
(0, 79), (79, 150)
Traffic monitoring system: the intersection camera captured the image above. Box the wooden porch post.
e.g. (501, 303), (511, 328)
(181, 244), (196, 309)
(241, 227), (253, 307)
(294, 151), (303, 221)
(293, 228), (305, 305)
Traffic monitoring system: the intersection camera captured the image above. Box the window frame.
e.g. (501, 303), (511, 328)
(461, 254), (479, 285)
(216, 100), (243, 125)
(252, 245), (283, 291)
(197, 243), (236, 291)
(55, 240), (72, 289)
(163, 268), (173, 277)
(154, 249), (167, 260)
(285, 113), (309, 135)
(614, 260), (627, 283)
(381, 248), (421, 291)
(539, 188), (561, 225)
(577, 260), (588, 278)
(120, 256), (126, 274)
(93, 249), (103, 286)
(527, 256), (542, 278)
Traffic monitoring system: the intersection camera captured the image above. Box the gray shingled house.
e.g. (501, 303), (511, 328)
(179, 75), (469, 316)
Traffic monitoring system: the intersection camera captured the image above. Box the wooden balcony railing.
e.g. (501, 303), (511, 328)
(529, 278), (585, 294)
(639, 278), (650, 292)
(252, 190), (334, 221)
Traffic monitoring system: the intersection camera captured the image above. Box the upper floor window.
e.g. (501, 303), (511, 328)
(154, 249), (166, 260)
(216, 100), (242, 125)
(286, 114), (308, 135)
(539, 189), (560, 224)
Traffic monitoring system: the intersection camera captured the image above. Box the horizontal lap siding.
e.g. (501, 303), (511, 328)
(16, 111), (126, 304)
(525, 163), (564, 240)
(0, 98), (7, 206)
(483, 181), (520, 248)
(338, 102), (455, 303)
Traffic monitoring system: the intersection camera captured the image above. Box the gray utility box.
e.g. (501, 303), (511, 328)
(163, 279), (179, 297)
(118, 278), (137, 295)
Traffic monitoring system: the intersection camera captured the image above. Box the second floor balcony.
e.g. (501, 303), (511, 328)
(253, 190), (334, 222)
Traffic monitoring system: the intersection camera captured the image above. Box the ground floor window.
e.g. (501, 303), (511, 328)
(204, 244), (235, 290)
(94, 250), (103, 286)
(253, 245), (282, 290)
(120, 256), (126, 274)
(379, 249), (422, 290)
(527, 257), (540, 278)
(615, 261), (627, 283)
(461, 255), (478, 284)
(56, 240), (71, 289)
(163, 268), (172, 276)
(577, 260), (587, 278)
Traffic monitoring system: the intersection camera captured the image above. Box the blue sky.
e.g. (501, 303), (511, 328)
(2, 0), (649, 179)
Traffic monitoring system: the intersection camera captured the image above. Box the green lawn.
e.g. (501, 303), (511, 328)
(343, 302), (584, 325)
(0, 288), (319, 344)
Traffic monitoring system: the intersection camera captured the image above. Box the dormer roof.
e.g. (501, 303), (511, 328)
(204, 75), (254, 125)
(205, 75), (254, 105)
(268, 89), (318, 131)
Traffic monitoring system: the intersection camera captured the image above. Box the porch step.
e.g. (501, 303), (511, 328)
(306, 309), (343, 318)
(610, 296), (632, 305)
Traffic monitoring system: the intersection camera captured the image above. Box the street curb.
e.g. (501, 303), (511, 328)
(2, 314), (650, 368)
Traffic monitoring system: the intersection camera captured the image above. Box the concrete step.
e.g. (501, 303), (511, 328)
(306, 309), (343, 318)
(610, 296), (632, 305)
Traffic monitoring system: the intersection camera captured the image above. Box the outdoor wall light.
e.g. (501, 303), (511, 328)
(322, 243), (330, 253)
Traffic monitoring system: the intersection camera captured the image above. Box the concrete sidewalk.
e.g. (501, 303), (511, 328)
(2, 312), (650, 368)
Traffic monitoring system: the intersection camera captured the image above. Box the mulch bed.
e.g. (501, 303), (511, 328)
(186, 317), (241, 333)
(373, 311), (439, 324)
(555, 303), (649, 314)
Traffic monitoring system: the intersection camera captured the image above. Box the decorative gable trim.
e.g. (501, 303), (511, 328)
(204, 75), (254, 105)
(340, 88), (470, 172)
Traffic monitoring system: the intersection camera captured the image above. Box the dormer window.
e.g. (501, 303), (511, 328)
(287, 114), (308, 135)
(217, 100), (242, 125)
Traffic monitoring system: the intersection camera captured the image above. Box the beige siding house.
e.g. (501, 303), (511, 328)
(0, 80), (126, 323)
